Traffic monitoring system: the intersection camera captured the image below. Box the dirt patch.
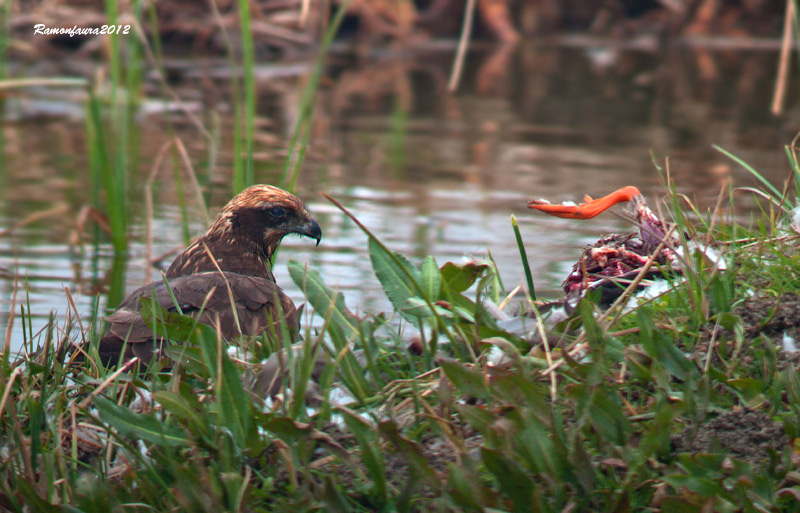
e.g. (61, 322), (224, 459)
(296, 421), (483, 508)
(671, 409), (788, 466)
(694, 293), (800, 370)
(737, 293), (800, 340)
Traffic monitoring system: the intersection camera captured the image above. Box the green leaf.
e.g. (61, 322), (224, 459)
(16, 479), (62, 513)
(321, 475), (351, 513)
(580, 299), (604, 350)
(570, 434), (594, 494)
(784, 368), (800, 404)
(94, 396), (190, 447)
(447, 460), (494, 509)
(455, 403), (494, 435)
(489, 374), (551, 427)
(634, 402), (675, 465)
(164, 345), (208, 376)
(658, 498), (702, 513)
(369, 238), (420, 321)
(289, 337), (322, 419)
(727, 378), (763, 398)
(662, 475), (731, 501)
(637, 309), (695, 380)
(589, 387), (632, 445)
(716, 311), (740, 331)
(481, 448), (534, 513)
(153, 390), (210, 438)
(326, 323), (371, 402)
(439, 359), (489, 401)
(440, 261), (489, 294)
(420, 256), (442, 301)
(264, 416), (356, 466)
(193, 324), (252, 447)
(714, 144), (783, 200)
(339, 408), (387, 504)
(402, 297), (453, 319)
(515, 414), (567, 481)
(288, 260), (361, 339)
(379, 420), (441, 493)
(511, 215), (536, 301)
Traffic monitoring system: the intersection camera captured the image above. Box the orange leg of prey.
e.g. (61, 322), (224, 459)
(528, 186), (642, 220)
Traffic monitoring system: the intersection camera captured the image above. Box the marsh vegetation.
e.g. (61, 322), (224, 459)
(2, 1), (800, 511)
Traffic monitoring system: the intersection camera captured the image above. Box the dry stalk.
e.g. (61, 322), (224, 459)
(448, 0), (477, 92)
(771, 0), (795, 115)
(62, 286), (86, 344)
(78, 358), (140, 410)
(175, 138), (210, 225)
(529, 300), (557, 402)
(299, 0), (311, 27)
(0, 367), (23, 419)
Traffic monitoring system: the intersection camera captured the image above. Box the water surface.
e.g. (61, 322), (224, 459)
(1, 42), (796, 350)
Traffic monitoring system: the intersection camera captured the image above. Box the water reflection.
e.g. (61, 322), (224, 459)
(1, 42), (796, 349)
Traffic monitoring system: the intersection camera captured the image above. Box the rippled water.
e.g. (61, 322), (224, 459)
(1, 42), (796, 350)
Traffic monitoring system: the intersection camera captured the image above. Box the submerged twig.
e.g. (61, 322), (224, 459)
(0, 205), (70, 238)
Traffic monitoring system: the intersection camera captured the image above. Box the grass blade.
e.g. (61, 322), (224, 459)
(287, 260), (362, 339)
(95, 396), (190, 447)
(511, 215), (536, 300)
(714, 144), (783, 200)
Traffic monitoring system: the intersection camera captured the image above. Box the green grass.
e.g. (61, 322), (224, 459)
(280, 0), (352, 193)
(233, 0), (256, 194)
(4, 0), (800, 510)
(2, 164), (800, 511)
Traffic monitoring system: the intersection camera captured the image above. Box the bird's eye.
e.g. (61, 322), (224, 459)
(269, 206), (287, 218)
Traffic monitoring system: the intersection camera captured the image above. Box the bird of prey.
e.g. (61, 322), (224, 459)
(93, 185), (322, 366)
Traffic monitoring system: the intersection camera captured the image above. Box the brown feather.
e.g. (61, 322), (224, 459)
(96, 272), (297, 365)
(166, 185), (320, 280)
(88, 185), (321, 367)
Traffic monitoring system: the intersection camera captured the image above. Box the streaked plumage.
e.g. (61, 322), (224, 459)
(92, 185), (321, 366)
(167, 185), (321, 280)
(97, 272), (297, 365)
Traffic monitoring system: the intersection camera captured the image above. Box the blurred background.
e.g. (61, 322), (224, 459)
(1, 0), (798, 348)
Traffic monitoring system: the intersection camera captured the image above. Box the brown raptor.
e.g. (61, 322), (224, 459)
(94, 185), (321, 365)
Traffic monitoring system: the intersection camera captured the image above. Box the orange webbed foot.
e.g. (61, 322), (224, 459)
(528, 186), (642, 220)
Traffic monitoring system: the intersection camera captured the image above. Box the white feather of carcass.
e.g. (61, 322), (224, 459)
(675, 242), (727, 270)
(783, 332), (798, 353)
(623, 278), (683, 312)
(791, 206), (800, 234)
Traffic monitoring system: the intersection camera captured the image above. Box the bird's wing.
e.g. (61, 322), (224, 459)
(98, 272), (297, 365)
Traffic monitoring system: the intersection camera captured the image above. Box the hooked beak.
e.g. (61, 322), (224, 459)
(292, 218), (322, 246)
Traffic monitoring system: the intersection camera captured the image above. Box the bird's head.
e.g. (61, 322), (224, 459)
(207, 185), (322, 258)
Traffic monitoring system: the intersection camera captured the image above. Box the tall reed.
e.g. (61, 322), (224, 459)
(281, 0), (352, 193)
(85, 0), (146, 256)
(233, 0), (257, 193)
